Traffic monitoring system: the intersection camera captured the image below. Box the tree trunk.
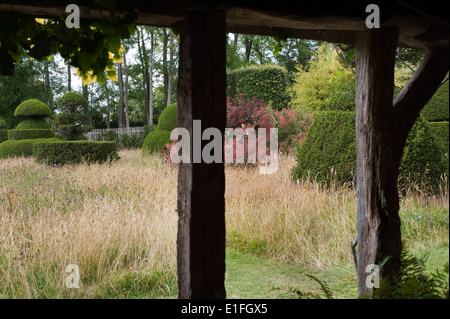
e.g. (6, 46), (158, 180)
(138, 26), (150, 125)
(163, 28), (169, 106)
(177, 7), (226, 299)
(67, 64), (71, 92)
(244, 35), (253, 63)
(117, 62), (125, 129)
(149, 30), (155, 125)
(123, 49), (130, 128)
(82, 84), (91, 125)
(43, 60), (51, 106)
(167, 32), (174, 106)
(105, 81), (111, 130)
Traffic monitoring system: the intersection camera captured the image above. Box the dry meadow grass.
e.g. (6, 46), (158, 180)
(0, 150), (448, 298)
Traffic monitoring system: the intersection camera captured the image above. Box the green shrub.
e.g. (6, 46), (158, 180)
(421, 81), (449, 122)
(292, 112), (447, 190)
(57, 92), (89, 112)
(292, 111), (356, 185)
(15, 118), (51, 130)
(33, 141), (120, 165)
(157, 103), (177, 132)
(14, 99), (52, 118)
(429, 122), (449, 154)
(0, 138), (59, 159)
(119, 133), (143, 149)
(143, 124), (157, 140)
(0, 129), (7, 143)
(373, 249), (449, 299)
(400, 117), (447, 189)
(99, 130), (118, 141)
(55, 92), (91, 140)
(327, 81), (356, 111)
(7, 129), (55, 140)
(142, 130), (171, 155)
(0, 118), (8, 129)
(227, 64), (291, 109)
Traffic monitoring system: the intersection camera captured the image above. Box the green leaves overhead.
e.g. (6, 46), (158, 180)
(0, 6), (137, 85)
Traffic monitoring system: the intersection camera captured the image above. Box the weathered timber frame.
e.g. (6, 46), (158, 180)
(0, 0), (448, 299)
(355, 27), (448, 297)
(177, 7), (227, 299)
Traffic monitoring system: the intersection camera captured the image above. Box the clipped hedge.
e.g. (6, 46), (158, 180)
(227, 64), (291, 109)
(421, 81), (449, 122)
(0, 138), (59, 159)
(292, 112), (447, 190)
(33, 141), (120, 165)
(142, 130), (171, 155)
(14, 99), (52, 118)
(15, 118), (51, 130)
(0, 129), (7, 143)
(8, 129), (55, 140)
(292, 111), (356, 185)
(429, 122), (449, 154)
(157, 103), (177, 132)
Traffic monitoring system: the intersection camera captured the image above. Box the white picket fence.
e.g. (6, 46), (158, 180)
(85, 127), (145, 141)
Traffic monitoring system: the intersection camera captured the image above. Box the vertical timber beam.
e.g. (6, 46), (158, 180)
(176, 7), (226, 299)
(355, 27), (400, 298)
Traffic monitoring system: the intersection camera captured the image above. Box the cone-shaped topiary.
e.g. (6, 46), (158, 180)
(14, 99), (52, 118)
(157, 103), (177, 132)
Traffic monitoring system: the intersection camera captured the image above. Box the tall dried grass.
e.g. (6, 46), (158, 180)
(0, 150), (448, 298)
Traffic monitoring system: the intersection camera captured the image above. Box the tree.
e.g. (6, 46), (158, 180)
(54, 92), (91, 140)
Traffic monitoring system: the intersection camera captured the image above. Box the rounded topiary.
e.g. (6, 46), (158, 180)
(7, 129), (55, 140)
(157, 103), (177, 132)
(142, 130), (171, 155)
(14, 99), (52, 118)
(57, 92), (89, 113)
(15, 118), (51, 130)
(55, 92), (90, 140)
(7, 99), (55, 142)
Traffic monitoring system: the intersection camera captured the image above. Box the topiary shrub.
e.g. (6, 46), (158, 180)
(14, 99), (52, 118)
(421, 81), (449, 122)
(15, 118), (51, 130)
(0, 138), (59, 159)
(292, 112), (447, 191)
(7, 99), (54, 142)
(7, 129), (55, 140)
(157, 103), (177, 132)
(33, 141), (120, 165)
(292, 111), (356, 185)
(400, 117), (447, 190)
(227, 64), (291, 109)
(142, 130), (171, 155)
(429, 121), (449, 154)
(0, 129), (7, 143)
(55, 92), (91, 140)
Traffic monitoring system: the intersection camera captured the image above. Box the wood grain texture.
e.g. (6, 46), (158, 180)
(355, 27), (401, 298)
(176, 7), (226, 299)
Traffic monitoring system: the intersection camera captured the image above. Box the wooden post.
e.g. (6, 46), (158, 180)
(355, 27), (400, 298)
(355, 27), (449, 298)
(176, 7), (227, 299)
